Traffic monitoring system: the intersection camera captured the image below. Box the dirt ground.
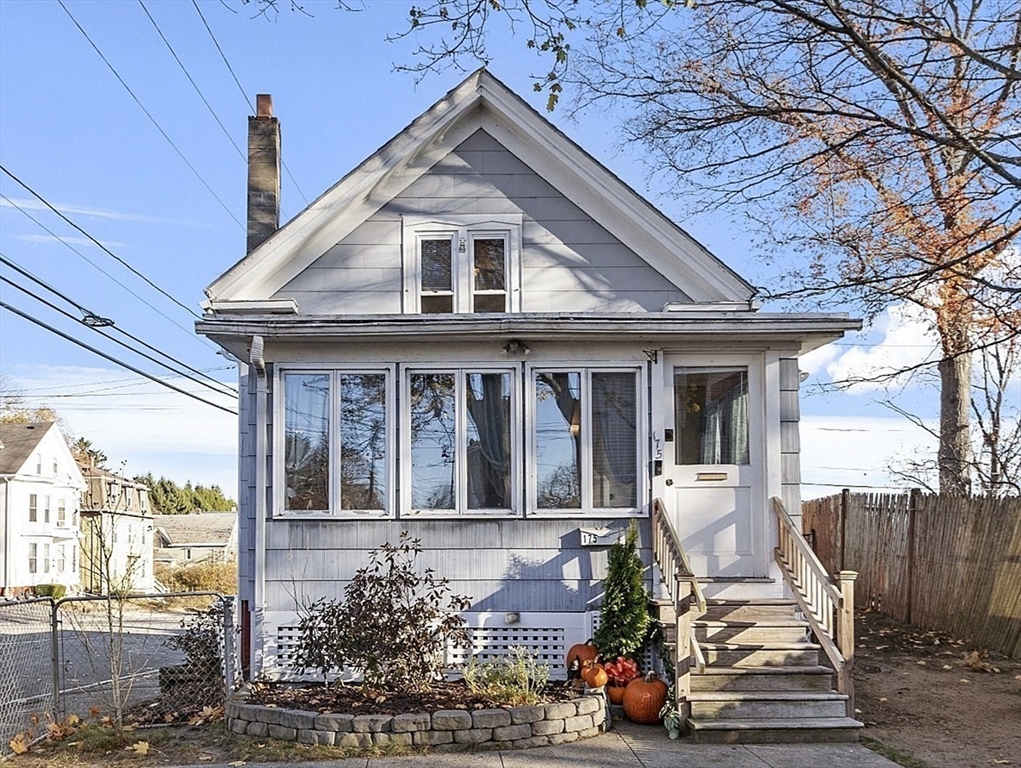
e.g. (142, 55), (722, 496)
(854, 610), (1021, 767)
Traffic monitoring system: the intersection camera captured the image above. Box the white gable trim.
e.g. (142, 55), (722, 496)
(206, 71), (752, 304)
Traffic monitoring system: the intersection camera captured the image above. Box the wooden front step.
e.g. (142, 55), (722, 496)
(662, 598), (863, 744)
(690, 665), (835, 692)
(689, 691), (849, 720)
(687, 717), (864, 744)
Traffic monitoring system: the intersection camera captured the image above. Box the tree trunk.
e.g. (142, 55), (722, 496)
(938, 349), (972, 494)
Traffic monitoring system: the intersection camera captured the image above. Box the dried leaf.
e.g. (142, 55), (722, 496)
(994, 761), (1013, 765)
(128, 740), (149, 755)
(228, 762), (247, 767)
(879, 697), (888, 702)
(943, 664), (953, 670)
(917, 660), (926, 665)
(9, 733), (29, 755)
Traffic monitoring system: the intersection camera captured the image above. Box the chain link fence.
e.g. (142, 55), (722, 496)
(0, 593), (238, 756)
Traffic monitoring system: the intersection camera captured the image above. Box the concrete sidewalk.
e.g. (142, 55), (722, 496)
(175, 720), (900, 767)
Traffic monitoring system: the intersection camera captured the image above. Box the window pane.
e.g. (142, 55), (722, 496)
(592, 372), (638, 508)
(284, 373), (330, 511)
(340, 374), (387, 510)
(674, 368), (750, 465)
(466, 373), (512, 509)
(473, 239), (505, 291)
(411, 373), (456, 509)
(422, 239), (452, 291)
(473, 293), (506, 313)
(421, 294), (453, 314)
(535, 372), (582, 508)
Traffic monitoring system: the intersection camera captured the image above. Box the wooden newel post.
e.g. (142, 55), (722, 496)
(676, 602), (692, 719)
(837, 570), (858, 717)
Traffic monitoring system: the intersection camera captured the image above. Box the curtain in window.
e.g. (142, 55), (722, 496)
(465, 373), (512, 509)
(284, 373), (330, 511)
(700, 372), (749, 464)
(591, 372), (638, 507)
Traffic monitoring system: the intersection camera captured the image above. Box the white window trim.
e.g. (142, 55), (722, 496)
(273, 364), (396, 519)
(402, 214), (523, 314)
(401, 363), (521, 518)
(526, 364), (648, 518)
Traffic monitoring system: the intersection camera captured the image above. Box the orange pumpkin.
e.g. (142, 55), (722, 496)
(566, 639), (599, 677)
(582, 662), (608, 689)
(607, 685), (626, 705)
(622, 672), (668, 724)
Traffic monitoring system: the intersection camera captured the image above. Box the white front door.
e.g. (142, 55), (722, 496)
(662, 355), (765, 578)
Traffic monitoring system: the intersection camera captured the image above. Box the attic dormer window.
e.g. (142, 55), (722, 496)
(404, 215), (521, 314)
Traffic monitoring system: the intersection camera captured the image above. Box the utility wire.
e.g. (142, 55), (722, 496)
(56, 0), (245, 231)
(0, 270), (236, 399)
(0, 193), (214, 347)
(0, 166), (204, 319)
(139, 0), (245, 163)
(190, 0), (310, 207)
(0, 301), (238, 416)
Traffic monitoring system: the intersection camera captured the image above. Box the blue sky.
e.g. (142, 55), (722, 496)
(0, 0), (940, 498)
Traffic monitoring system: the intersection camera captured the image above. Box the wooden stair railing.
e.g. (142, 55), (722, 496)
(651, 498), (705, 714)
(772, 496), (858, 716)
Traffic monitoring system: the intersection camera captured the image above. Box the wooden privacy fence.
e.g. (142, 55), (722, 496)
(802, 491), (1021, 658)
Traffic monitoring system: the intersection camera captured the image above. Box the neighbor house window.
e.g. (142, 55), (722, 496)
(57, 545), (66, 573)
(35, 453), (42, 474)
(28, 543), (38, 574)
(29, 494), (37, 522)
(43, 496), (50, 523)
(674, 367), (750, 465)
(57, 499), (66, 527)
(280, 369), (391, 516)
(403, 216), (521, 314)
(43, 543), (50, 574)
(406, 368), (517, 515)
(531, 368), (641, 513)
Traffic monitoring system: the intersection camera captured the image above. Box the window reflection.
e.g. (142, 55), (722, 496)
(674, 368), (750, 465)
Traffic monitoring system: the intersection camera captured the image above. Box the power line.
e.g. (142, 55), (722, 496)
(55, 0), (245, 231)
(0, 166), (204, 319)
(190, 0), (310, 207)
(139, 0), (245, 163)
(0, 193), (216, 349)
(0, 272), (237, 400)
(0, 301), (238, 416)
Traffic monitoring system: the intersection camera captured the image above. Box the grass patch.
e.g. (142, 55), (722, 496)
(861, 736), (935, 768)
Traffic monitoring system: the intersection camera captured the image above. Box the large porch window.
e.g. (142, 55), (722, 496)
(406, 369), (517, 515)
(280, 369), (390, 516)
(531, 369), (641, 513)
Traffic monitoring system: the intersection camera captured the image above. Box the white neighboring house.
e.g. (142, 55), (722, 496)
(0, 422), (85, 596)
(153, 512), (239, 568)
(78, 466), (155, 594)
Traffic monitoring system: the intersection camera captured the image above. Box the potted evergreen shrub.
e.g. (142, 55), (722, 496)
(593, 522), (652, 679)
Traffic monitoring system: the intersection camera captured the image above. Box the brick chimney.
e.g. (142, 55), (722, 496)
(247, 94), (280, 253)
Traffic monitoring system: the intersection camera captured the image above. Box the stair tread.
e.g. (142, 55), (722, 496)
(695, 619), (809, 627)
(687, 717), (863, 730)
(700, 641), (820, 650)
(688, 691), (847, 701)
(704, 598), (798, 605)
(695, 665), (834, 675)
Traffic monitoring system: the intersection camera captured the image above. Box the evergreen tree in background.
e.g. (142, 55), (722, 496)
(593, 522), (652, 660)
(137, 473), (236, 514)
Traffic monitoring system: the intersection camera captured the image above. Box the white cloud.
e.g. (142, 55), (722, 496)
(800, 413), (938, 499)
(823, 303), (939, 394)
(0, 197), (203, 227)
(17, 233), (127, 248)
(6, 364), (239, 495)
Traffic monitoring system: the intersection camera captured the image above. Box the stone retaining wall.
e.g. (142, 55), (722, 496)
(225, 691), (608, 750)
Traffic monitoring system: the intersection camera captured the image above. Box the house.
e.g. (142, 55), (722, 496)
(0, 422), (84, 596)
(197, 71), (863, 740)
(153, 512), (238, 568)
(78, 465), (155, 594)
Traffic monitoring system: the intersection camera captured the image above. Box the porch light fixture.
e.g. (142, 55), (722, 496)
(502, 339), (530, 356)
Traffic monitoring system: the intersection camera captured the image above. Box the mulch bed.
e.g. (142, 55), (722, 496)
(247, 679), (580, 716)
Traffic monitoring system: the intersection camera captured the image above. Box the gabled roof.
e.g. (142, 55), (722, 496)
(205, 69), (753, 305)
(0, 422), (55, 476)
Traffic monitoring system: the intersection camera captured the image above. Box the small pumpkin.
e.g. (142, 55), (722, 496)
(582, 661), (608, 689)
(607, 684), (626, 705)
(622, 672), (668, 724)
(566, 639), (599, 678)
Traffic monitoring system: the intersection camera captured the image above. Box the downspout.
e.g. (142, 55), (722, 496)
(1, 477), (9, 595)
(250, 335), (267, 678)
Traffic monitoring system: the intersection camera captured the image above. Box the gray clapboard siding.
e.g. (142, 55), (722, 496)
(237, 367), (256, 597)
(273, 128), (689, 313)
